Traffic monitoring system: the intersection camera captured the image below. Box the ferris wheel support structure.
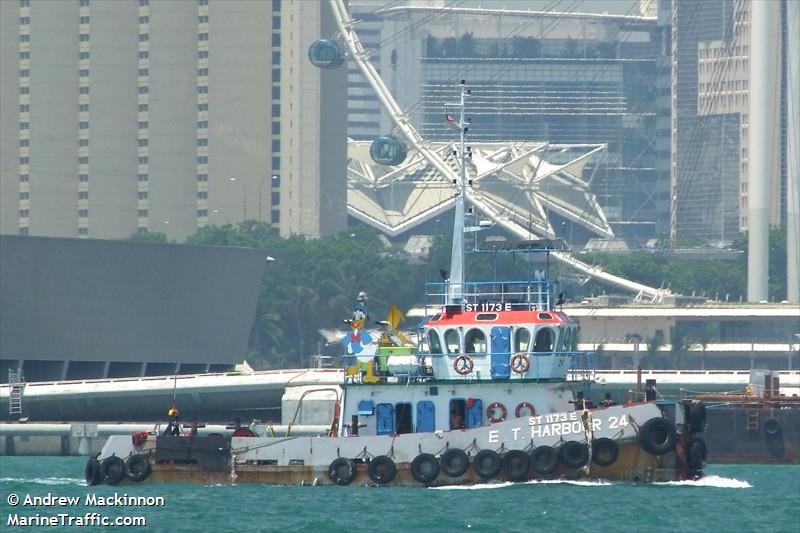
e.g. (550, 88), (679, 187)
(329, 0), (670, 302)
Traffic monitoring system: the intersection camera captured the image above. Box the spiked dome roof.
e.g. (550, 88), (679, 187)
(347, 141), (614, 240)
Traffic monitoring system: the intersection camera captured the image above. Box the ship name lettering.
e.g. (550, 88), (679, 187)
(511, 427), (521, 440)
(464, 302), (512, 312)
(530, 420), (584, 439)
(488, 430), (499, 443)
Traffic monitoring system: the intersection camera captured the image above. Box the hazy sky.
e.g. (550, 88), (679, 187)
(352, 0), (644, 17)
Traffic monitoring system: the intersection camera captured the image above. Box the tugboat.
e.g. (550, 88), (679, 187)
(85, 83), (706, 487)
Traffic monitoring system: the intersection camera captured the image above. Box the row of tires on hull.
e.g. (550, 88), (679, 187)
(329, 417), (696, 486)
(329, 438), (621, 487)
(85, 455), (150, 486)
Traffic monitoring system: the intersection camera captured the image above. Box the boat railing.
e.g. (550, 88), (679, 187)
(424, 279), (559, 315)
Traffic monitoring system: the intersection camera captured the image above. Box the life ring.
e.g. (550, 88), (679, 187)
(510, 353), (530, 374)
(560, 441), (589, 469)
(410, 453), (440, 485)
(687, 438), (707, 467)
(367, 455), (397, 485)
(439, 448), (469, 478)
(472, 449), (502, 479)
(84, 458), (101, 486)
(486, 402), (507, 423)
(530, 445), (558, 476)
(453, 355), (474, 375)
(232, 428), (256, 437)
(639, 417), (677, 456)
(764, 418), (782, 437)
(689, 401), (706, 431)
(515, 401), (536, 418)
(328, 457), (357, 486)
(100, 456), (125, 486)
(591, 437), (619, 467)
(125, 454), (151, 483)
(502, 450), (530, 482)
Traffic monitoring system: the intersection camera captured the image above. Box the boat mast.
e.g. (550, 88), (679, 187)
(448, 80), (469, 306)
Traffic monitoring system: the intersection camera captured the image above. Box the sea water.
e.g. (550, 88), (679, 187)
(1, 457), (798, 533)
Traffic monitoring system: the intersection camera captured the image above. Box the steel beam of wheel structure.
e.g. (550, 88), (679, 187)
(329, 0), (669, 302)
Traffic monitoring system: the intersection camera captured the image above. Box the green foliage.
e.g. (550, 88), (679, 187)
(186, 223), (440, 369)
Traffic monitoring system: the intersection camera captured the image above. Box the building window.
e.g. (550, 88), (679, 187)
(138, 104), (148, 112)
(80, 0), (90, 5)
(271, 140), (280, 152)
(139, 51), (149, 59)
(137, 173), (148, 181)
(80, 87), (89, 94)
(79, 121), (89, 129)
(271, 210), (279, 224)
(198, 50), (208, 59)
(199, 15), (208, 23)
(272, 84), (280, 98)
(197, 120), (208, 128)
(79, 104), (89, 112)
(272, 33), (280, 46)
(138, 139), (148, 147)
(20, 34), (30, 42)
(138, 121), (148, 129)
(138, 156), (148, 164)
(79, 34), (90, 42)
(20, 122), (29, 130)
(19, 139), (29, 147)
(79, 174), (88, 182)
(79, 139), (89, 146)
(197, 138), (208, 146)
(20, 209), (29, 217)
(79, 191), (89, 200)
(78, 227), (88, 236)
(19, 157), (29, 165)
(271, 157), (280, 169)
(197, 173), (208, 181)
(272, 104), (280, 117)
(197, 209), (208, 217)
(78, 156), (89, 164)
(138, 86), (149, 94)
(139, 0), (149, 5)
(139, 15), (149, 23)
(78, 209), (88, 217)
(138, 209), (148, 217)
(197, 191), (208, 199)
(20, 191), (29, 200)
(78, 69), (89, 77)
(272, 51), (281, 64)
(197, 156), (208, 164)
(20, 16), (30, 24)
(272, 122), (280, 134)
(20, 174), (29, 182)
(198, 33), (208, 41)
(198, 86), (208, 94)
(139, 33), (149, 42)
(20, 69), (29, 77)
(80, 51), (90, 60)
(19, 227), (29, 236)
(271, 191), (280, 205)
(79, 16), (90, 24)
(272, 15), (280, 30)
(20, 87), (29, 95)
(138, 191), (148, 200)
(198, 68), (208, 76)
(20, 51), (29, 59)
(138, 68), (149, 76)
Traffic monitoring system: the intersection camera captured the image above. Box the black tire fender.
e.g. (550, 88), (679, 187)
(591, 437), (620, 467)
(328, 457), (357, 486)
(100, 456), (125, 486)
(689, 401), (706, 432)
(367, 455), (397, 485)
(439, 448), (469, 478)
(125, 454), (152, 483)
(639, 417), (677, 455)
(502, 450), (530, 482)
(764, 418), (782, 437)
(687, 438), (707, 467)
(530, 445), (558, 476)
(84, 458), (101, 486)
(410, 453), (440, 485)
(472, 449), (502, 480)
(560, 441), (590, 469)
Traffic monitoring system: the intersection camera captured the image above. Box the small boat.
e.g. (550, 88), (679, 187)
(85, 83), (706, 487)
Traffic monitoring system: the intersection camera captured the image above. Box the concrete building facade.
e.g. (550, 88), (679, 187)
(0, 0), (347, 241)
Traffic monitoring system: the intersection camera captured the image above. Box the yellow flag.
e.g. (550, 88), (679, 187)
(387, 304), (404, 330)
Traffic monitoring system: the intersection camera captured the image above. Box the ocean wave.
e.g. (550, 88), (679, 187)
(0, 476), (84, 486)
(656, 475), (752, 489)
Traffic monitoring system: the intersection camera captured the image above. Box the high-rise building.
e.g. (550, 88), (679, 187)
(370, 4), (662, 245)
(670, 0), (787, 244)
(0, 0), (347, 241)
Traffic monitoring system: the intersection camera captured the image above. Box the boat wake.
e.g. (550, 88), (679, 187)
(0, 476), (85, 486)
(655, 475), (752, 489)
(430, 476), (750, 490)
(431, 479), (611, 490)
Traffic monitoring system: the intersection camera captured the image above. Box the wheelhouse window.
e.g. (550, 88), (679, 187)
(444, 329), (460, 354)
(514, 328), (531, 353)
(427, 329), (442, 354)
(464, 328), (487, 354)
(533, 327), (555, 353)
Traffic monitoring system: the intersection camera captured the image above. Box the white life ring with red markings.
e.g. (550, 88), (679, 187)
(510, 353), (530, 374)
(515, 401), (536, 418)
(486, 402), (507, 423)
(453, 355), (474, 376)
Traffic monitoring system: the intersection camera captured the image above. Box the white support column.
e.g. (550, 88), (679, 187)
(786, 0), (800, 302)
(748, 0), (779, 302)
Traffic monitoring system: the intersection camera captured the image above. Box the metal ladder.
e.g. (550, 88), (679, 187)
(9, 369), (23, 416)
(746, 408), (759, 431)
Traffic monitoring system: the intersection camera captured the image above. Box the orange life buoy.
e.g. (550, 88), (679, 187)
(486, 402), (507, 423)
(515, 401), (536, 418)
(510, 353), (530, 374)
(453, 355), (474, 376)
